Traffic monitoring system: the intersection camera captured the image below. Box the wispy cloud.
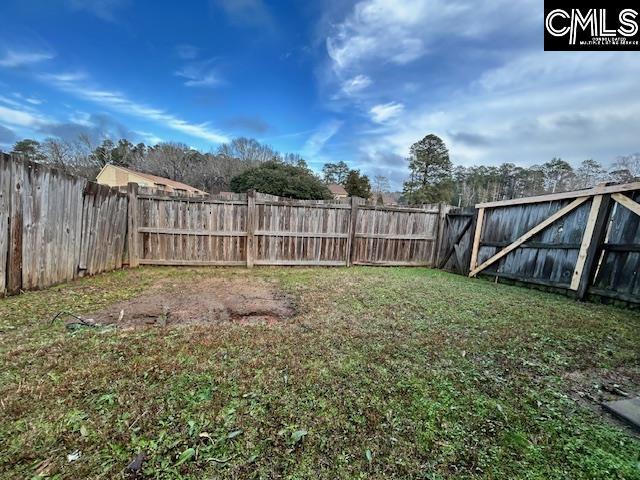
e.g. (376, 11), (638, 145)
(0, 104), (49, 128)
(0, 49), (54, 68)
(41, 71), (229, 143)
(175, 60), (224, 88)
(303, 119), (343, 157)
(342, 74), (372, 96)
(369, 102), (404, 123)
(65, 0), (130, 22)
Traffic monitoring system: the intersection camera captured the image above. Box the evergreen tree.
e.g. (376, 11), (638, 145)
(344, 169), (371, 198)
(403, 134), (453, 204)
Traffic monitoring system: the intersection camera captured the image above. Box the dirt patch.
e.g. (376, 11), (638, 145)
(88, 276), (296, 328)
(564, 365), (640, 434)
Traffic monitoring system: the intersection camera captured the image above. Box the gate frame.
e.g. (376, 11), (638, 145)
(468, 181), (640, 300)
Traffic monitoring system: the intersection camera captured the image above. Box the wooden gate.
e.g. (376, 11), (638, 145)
(438, 209), (475, 275)
(467, 182), (640, 303)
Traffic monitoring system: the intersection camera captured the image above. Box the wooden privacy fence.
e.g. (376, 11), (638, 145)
(0, 154), (128, 295)
(2, 152), (639, 306)
(467, 182), (640, 304)
(128, 186), (448, 268)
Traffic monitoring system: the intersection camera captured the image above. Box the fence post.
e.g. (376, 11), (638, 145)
(573, 194), (612, 300)
(246, 190), (256, 268)
(435, 202), (448, 266)
(346, 196), (359, 266)
(127, 182), (139, 268)
(7, 157), (23, 294)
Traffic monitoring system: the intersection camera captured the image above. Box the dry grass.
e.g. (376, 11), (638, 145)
(1, 266), (639, 479)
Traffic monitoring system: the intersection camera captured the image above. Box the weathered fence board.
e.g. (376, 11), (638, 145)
(254, 193), (351, 265)
(0, 155), (10, 295)
(438, 208), (475, 275)
(466, 182), (640, 305)
(135, 192), (248, 265)
(591, 190), (640, 302)
(0, 154), (129, 294)
(351, 205), (441, 266)
(126, 191), (445, 267)
(79, 183), (128, 276)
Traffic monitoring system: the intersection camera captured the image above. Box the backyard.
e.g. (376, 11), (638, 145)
(1, 266), (639, 479)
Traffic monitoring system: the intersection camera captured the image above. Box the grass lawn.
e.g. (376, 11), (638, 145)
(1, 267), (639, 479)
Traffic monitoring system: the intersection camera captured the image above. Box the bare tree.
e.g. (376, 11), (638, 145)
(217, 137), (276, 164)
(611, 153), (640, 180)
(373, 175), (390, 195)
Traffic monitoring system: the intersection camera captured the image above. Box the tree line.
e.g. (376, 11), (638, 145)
(6, 134), (639, 204)
(8, 136), (319, 196)
(403, 134), (640, 206)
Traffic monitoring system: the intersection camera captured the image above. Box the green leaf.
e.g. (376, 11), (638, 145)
(291, 430), (307, 444)
(365, 449), (373, 463)
(174, 448), (195, 466)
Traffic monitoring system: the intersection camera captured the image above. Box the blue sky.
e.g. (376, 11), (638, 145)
(1, 0), (639, 188)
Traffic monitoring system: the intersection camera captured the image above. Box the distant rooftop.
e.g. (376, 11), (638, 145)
(327, 183), (348, 195)
(100, 164), (208, 195)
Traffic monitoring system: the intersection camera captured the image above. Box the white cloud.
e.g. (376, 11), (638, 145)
(342, 74), (372, 95)
(324, 0), (538, 75)
(41, 72), (229, 144)
(369, 102), (404, 123)
(135, 130), (163, 145)
(0, 105), (49, 128)
(0, 49), (54, 67)
(356, 52), (640, 169)
(175, 62), (223, 88)
(303, 119), (343, 157)
(11, 92), (43, 105)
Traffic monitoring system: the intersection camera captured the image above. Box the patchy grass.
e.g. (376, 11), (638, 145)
(1, 266), (639, 479)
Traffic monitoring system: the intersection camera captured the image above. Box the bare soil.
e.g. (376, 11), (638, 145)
(564, 365), (640, 435)
(88, 276), (296, 328)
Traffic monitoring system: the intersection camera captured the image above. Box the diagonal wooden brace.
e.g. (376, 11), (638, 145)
(469, 197), (589, 278)
(612, 193), (640, 217)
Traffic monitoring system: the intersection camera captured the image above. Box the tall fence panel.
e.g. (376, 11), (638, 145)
(0, 154), (129, 295)
(15, 159), (86, 290)
(475, 199), (592, 288)
(351, 204), (441, 266)
(134, 191), (248, 266)
(128, 191), (445, 268)
(79, 183), (129, 275)
(254, 194), (352, 266)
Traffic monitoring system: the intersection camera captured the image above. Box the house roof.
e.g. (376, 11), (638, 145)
(100, 164), (208, 195)
(327, 183), (348, 195)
